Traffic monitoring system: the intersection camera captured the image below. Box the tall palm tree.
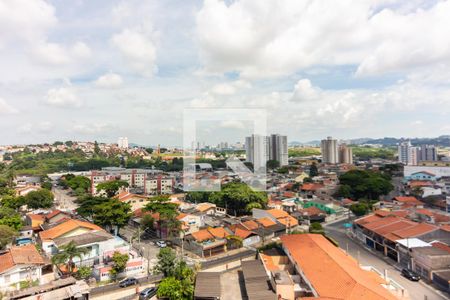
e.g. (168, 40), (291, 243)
(51, 241), (89, 275)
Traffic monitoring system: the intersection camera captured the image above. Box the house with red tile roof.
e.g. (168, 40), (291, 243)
(185, 226), (232, 258)
(393, 196), (424, 207)
(252, 208), (299, 232)
(276, 234), (400, 300)
(354, 212), (443, 261)
(0, 245), (47, 290)
(114, 191), (149, 211)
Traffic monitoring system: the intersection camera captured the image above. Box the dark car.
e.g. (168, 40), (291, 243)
(139, 287), (158, 300)
(119, 277), (138, 287)
(401, 268), (420, 281)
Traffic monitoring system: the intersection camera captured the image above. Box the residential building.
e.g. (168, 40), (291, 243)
(274, 234), (400, 300)
(398, 141), (419, 166)
(353, 211), (447, 261)
(246, 133), (289, 169)
(338, 144), (353, 164)
(87, 168), (172, 195)
(8, 277), (90, 300)
(320, 136), (338, 164)
(0, 245), (47, 291)
(252, 208), (299, 232)
(420, 145), (438, 162)
(245, 134), (269, 171)
(269, 134), (288, 166)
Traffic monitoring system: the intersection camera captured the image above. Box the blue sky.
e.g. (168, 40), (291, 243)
(1, 0), (450, 146)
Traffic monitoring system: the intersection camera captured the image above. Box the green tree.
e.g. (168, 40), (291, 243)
(309, 222), (324, 233)
(155, 251), (196, 300)
(0, 195), (26, 209)
(266, 160), (280, 170)
(303, 177), (313, 183)
(75, 266), (93, 280)
(92, 199), (131, 235)
(350, 203), (369, 216)
(207, 182), (267, 216)
(25, 189), (54, 209)
(337, 184), (353, 198)
(144, 195), (179, 237)
(0, 207), (23, 230)
(338, 170), (393, 200)
(140, 214), (154, 231)
(66, 176), (91, 192)
(154, 248), (177, 277)
(51, 241), (89, 275)
(157, 277), (183, 299)
(94, 141), (101, 156)
(309, 163), (319, 177)
(96, 180), (129, 197)
(185, 191), (208, 204)
(109, 251), (129, 281)
(76, 195), (107, 218)
(0, 225), (17, 250)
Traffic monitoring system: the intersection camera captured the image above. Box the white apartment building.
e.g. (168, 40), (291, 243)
(338, 144), (353, 164)
(245, 134), (269, 171)
(398, 141), (420, 165)
(321, 136), (338, 164)
(117, 137), (129, 149)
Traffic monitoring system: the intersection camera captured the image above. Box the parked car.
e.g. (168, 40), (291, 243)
(119, 277), (138, 287)
(156, 240), (167, 248)
(139, 287), (158, 300)
(401, 268), (420, 281)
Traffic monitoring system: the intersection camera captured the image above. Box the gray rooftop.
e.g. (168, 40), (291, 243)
(241, 260), (276, 300)
(194, 272), (221, 299)
(54, 230), (113, 247)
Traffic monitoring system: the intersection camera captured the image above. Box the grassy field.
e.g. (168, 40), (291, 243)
(288, 147), (321, 157)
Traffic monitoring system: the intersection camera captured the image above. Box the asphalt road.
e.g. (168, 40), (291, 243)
(52, 186), (78, 211)
(324, 220), (447, 300)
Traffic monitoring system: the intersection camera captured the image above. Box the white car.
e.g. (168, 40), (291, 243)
(156, 241), (167, 248)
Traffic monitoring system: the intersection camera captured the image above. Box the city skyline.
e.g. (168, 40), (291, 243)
(1, 1), (450, 146)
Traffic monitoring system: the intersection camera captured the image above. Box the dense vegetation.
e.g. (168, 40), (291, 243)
(155, 248), (196, 300)
(337, 170), (393, 201)
(186, 182), (268, 216)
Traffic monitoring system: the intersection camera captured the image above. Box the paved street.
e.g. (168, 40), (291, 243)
(52, 186), (78, 211)
(324, 220), (448, 300)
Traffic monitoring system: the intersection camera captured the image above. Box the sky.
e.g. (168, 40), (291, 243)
(1, 0), (450, 146)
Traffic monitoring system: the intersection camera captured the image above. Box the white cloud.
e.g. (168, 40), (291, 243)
(0, 97), (18, 114)
(32, 41), (92, 65)
(220, 120), (246, 130)
(210, 79), (251, 95)
(72, 123), (114, 135)
(196, 0), (450, 78)
(71, 42), (92, 59)
(0, 0), (56, 47)
(45, 87), (81, 108)
(111, 27), (157, 76)
(32, 42), (71, 65)
(94, 72), (124, 89)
